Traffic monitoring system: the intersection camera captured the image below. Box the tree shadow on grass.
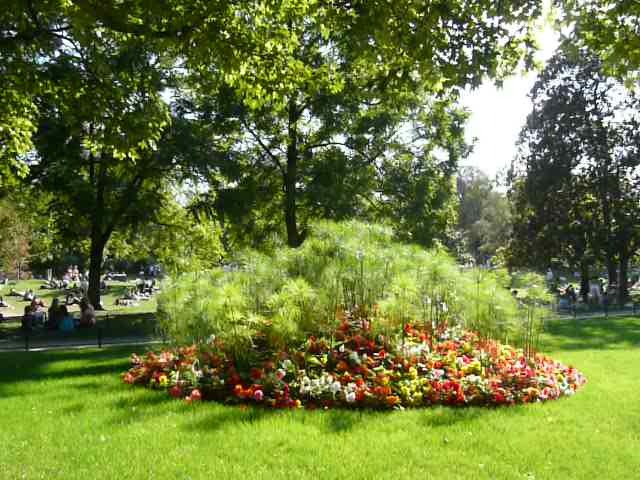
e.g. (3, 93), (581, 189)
(542, 317), (640, 351)
(106, 389), (180, 427)
(0, 346), (140, 397)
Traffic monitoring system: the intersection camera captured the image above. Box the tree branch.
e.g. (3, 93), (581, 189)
(240, 117), (285, 175)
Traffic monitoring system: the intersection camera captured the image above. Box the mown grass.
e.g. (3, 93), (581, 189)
(0, 317), (639, 479)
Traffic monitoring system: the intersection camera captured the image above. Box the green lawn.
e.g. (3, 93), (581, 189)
(0, 317), (639, 479)
(0, 279), (157, 318)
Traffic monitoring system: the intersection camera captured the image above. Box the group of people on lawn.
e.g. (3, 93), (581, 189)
(556, 276), (640, 309)
(22, 296), (96, 331)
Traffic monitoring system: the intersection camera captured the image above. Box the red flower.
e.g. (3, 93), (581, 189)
(169, 385), (182, 398)
(233, 384), (244, 397)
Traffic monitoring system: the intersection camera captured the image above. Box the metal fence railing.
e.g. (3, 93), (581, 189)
(549, 301), (640, 320)
(0, 312), (163, 352)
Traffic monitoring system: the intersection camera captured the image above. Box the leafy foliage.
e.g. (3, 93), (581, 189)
(158, 221), (547, 352)
(509, 47), (640, 301)
(455, 167), (512, 265)
(557, 0), (640, 83)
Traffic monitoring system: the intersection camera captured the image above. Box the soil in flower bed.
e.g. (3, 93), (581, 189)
(123, 321), (586, 409)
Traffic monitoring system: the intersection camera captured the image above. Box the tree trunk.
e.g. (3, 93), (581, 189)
(284, 98), (301, 247)
(606, 257), (617, 288)
(88, 150), (107, 308)
(579, 261), (590, 303)
(88, 238), (105, 308)
(618, 255), (629, 305)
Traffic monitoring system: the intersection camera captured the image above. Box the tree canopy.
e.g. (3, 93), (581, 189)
(509, 47), (640, 301)
(557, 0), (640, 83)
(1, 0), (551, 292)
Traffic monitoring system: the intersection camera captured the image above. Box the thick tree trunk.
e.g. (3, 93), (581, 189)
(88, 150), (107, 308)
(88, 239), (105, 308)
(618, 255), (629, 305)
(579, 261), (590, 303)
(284, 98), (301, 247)
(606, 257), (617, 288)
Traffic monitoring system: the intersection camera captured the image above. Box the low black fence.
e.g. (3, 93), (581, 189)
(0, 312), (164, 352)
(550, 300), (640, 319)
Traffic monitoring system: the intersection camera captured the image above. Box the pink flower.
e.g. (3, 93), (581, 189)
(254, 390), (264, 402)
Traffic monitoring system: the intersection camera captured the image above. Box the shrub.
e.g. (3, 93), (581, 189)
(157, 220), (547, 352)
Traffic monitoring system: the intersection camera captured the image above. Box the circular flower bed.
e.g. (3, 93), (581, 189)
(123, 321), (586, 409)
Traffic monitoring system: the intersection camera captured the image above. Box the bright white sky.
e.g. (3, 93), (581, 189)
(460, 22), (560, 179)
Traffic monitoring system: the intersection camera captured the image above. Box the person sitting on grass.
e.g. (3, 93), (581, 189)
(23, 289), (34, 301)
(31, 298), (46, 326)
(78, 297), (96, 328)
(22, 304), (35, 330)
(65, 292), (81, 306)
(34, 297), (47, 309)
(46, 298), (66, 330)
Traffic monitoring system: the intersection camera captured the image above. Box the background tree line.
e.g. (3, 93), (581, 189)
(1, 0), (639, 306)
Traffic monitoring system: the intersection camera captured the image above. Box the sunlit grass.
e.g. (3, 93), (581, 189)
(0, 279), (157, 318)
(0, 317), (639, 479)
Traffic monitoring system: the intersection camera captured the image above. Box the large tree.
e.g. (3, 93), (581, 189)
(180, 0), (542, 247)
(510, 48), (640, 302)
(28, 23), (176, 307)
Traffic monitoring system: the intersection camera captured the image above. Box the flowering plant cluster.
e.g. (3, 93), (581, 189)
(123, 319), (586, 409)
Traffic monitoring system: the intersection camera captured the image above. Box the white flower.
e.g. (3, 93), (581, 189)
(330, 381), (342, 394)
(345, 391), (356, 403)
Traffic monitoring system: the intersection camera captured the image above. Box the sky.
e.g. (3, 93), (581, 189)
(459, 24), (560, 179)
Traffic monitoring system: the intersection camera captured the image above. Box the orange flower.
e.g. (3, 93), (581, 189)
(386, 395), (400, 407)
